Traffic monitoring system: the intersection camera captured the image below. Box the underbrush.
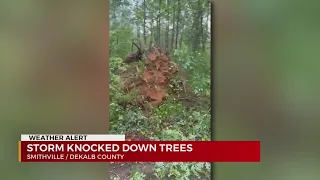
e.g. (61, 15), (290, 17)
(110, 48), (211, 179)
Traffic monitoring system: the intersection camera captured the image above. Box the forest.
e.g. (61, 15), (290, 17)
(109, 0), (211, 179)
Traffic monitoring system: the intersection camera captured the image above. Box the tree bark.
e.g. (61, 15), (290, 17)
(175, 0), (181, 49)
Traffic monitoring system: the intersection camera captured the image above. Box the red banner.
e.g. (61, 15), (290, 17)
(19, 141), (260, 162)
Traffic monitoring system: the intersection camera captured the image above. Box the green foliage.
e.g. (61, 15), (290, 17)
(110, 72), (211, 179)
(153, 128), (210, 179)
(110, 0), (211, 179)
(173, 48), (211, 96)
(129, 169), (146, 180)
(109, 47), (211, 180)
(154, 162), (210, 180)
(109, 28), (134, 58)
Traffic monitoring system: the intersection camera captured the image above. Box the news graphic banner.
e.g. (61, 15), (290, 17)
(18, 134), (260, 162)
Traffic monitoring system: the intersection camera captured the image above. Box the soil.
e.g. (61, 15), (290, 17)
(118, 46), (192, 109)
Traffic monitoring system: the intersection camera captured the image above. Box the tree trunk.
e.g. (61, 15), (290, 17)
(150, 7), (154, 46)
(200, 11), (205, 51)
(171, 1), (175, 50)
(143, 0), (147, 46)
(165, 0), (170, 49)
(158, 0), (161, 46)
(202, 8), (210, 51)
(175, 0), (181, 49)
(192, 0), (203, 52)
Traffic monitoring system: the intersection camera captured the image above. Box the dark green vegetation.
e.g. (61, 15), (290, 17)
(109, 0), (211, 179)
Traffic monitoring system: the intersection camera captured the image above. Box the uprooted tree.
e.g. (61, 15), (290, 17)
(117, 45), (206, 111)
(123, 41), (143, 63)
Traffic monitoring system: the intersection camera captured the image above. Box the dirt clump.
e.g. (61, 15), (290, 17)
(118, 46), (189, 109)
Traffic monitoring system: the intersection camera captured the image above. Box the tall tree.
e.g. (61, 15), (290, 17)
(157, 0), (162, 46)
(175, 0), (181, 49)
(110, 0), (211, 53)
(192, 0), (204, 52)
(171, 0), (175, 50)
(143, 0), (147, 46)
(165, 0), (170, 49)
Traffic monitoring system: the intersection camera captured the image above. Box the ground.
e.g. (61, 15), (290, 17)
(110, 163), (156, 180)
(109, 47), (211, 179)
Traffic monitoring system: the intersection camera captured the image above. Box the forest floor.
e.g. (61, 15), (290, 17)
(110, 163), (156, 180)
(109, 47), (210, 179)
(110, 132), (157, 179)
(110, 162), (208, 180)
